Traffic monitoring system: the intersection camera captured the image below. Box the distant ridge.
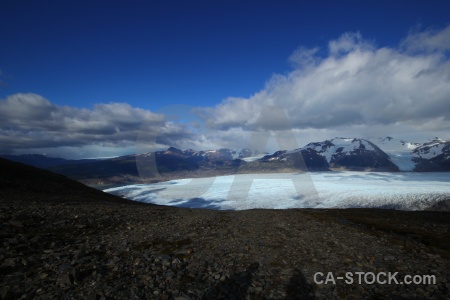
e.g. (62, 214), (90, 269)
(2, 136), (449, 185)
(0, 154), (100, 169)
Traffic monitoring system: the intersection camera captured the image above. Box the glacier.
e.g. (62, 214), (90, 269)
(104, 172), (450, 211)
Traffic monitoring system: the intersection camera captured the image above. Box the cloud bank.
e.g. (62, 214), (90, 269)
(1, 25), (450, 158)
(0, 93), (197, 158)
(200, 27), (450, 136)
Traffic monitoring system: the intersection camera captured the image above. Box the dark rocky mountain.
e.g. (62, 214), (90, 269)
(146, 147), (242, 172)
(48, 148), (245, 185)
(240, 149), (330, 172)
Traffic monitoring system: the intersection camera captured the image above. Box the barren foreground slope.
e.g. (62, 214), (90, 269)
(0, 158), (449, 299)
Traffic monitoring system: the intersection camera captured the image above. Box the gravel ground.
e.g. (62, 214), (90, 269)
(1, 194), (449, 299)
(1, 158), (449, 299)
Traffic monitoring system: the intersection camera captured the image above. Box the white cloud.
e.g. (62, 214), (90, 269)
(288, 46), (320, 69)
(328, 32), (373, 56)
(200, 26), (450, 145)
(401, 25), (450, 52)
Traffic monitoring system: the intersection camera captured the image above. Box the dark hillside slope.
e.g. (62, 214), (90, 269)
(0, 158), (136, 205)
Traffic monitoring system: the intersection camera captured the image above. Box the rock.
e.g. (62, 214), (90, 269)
(174, 296), (191, 300)
(58, 271), (74, 286)
(8, 220), (24, 227)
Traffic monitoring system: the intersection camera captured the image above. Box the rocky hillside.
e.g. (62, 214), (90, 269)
(1, 157), (449, 299)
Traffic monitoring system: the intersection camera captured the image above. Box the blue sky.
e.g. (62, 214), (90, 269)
(2, 0), (448, 109)
(1, 0), (450, 158)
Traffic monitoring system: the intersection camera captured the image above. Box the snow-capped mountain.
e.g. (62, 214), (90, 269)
(412, 138), (450, 171)
(298, 136), (449, 172)
(365, 137), (450, 171)
(134, 137), (450, 176)
(413, 138), (449, 159)
(160, 147), (238, 161)
(299, 138), (399, 171)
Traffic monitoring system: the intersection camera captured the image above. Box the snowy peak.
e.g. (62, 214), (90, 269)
(365, 136), (420, 152)
(153, 147), (239, 161)
(412, 139), (450, 171)
(201, 148), (237, 160)
(327, 138), (377, 163)
(163, 147), (185, 156)
(300, 138), (399, 171)
(365, 136), (449, 171)
(413, 139), (450, 159)
(302, 140), (335, 163)
(328, 138), (398, 171)
(303, 138), (380, 163)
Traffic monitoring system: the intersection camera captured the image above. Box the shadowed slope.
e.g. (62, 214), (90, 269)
(0, 158), (138, 205)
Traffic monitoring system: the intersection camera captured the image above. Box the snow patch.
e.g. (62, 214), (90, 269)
(414, 143), (446, 159)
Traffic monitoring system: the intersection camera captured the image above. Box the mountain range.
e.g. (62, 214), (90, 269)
(1, 136), (449, 185)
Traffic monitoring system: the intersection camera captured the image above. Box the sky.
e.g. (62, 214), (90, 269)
(1, 0), (450, 159)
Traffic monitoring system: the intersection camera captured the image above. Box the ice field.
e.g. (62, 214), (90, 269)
(104, 172), (450, 211)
